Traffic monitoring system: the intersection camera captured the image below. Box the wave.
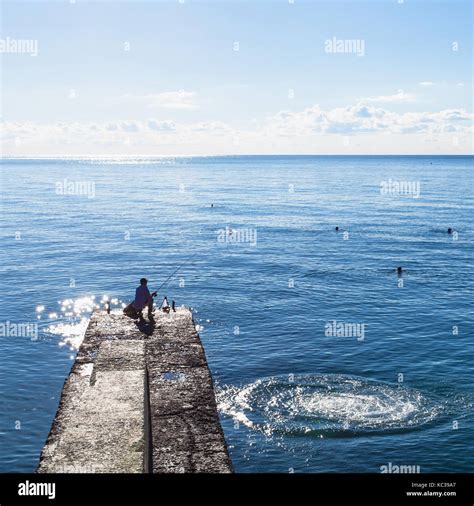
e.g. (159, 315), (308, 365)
(216, 374), (454, 437)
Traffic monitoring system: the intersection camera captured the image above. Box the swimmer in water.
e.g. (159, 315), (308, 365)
(335, 226), (339, 231)
(397, 266), (403, 275)
(448, 227), (453, 234)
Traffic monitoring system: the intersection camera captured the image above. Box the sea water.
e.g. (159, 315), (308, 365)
(0, 155), (472, 472)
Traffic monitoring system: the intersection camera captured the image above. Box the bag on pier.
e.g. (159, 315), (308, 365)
(123, 303), (139, 320)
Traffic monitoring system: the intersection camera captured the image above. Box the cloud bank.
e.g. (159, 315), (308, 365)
(1, 101), (472, 156)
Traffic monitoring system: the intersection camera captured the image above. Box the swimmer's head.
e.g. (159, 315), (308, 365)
(448, 228), (453, 234)
(335, 226), (339, 231)
(397, 266), (403, 274)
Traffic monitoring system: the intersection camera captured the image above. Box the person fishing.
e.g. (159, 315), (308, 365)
(124, 253), (198, 323)
(134, 277), (158, 318)
(124, 278), (157, 322)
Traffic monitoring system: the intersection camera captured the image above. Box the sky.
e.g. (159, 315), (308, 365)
(0, 0), (472, 156)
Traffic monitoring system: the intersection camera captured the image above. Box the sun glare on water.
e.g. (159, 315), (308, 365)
(41, 294), (125, 350)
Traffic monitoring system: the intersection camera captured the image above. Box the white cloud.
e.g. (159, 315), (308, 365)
(147, 119), (177, 131)
(119, 90), (198, 110)
(362, 90), (416, 103)
(264, 103), (473, 137)
(419, 81), (435, 87)
(120, 121), (140, 132)
(1, 102), (472, 156)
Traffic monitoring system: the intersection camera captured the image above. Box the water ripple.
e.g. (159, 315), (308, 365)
(217, 374), (451, 437)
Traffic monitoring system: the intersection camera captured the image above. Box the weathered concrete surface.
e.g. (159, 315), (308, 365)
(37, 307), (233, 473)
(37, 339), (146, 473)
(147, 309), (232, 473)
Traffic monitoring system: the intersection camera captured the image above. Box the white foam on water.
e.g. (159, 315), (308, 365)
(217, 374), (444, 436)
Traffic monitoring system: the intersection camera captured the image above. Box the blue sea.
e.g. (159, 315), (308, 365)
(0, 155), (473, 473)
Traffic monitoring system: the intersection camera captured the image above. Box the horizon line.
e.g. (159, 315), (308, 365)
(2, 153), (473, 160)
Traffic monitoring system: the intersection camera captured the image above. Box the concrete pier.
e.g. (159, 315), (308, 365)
(37, 308), (233, 473)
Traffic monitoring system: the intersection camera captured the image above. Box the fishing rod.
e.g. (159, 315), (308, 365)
(153, 230), (218, 307)
(154, 252), (200, 308)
